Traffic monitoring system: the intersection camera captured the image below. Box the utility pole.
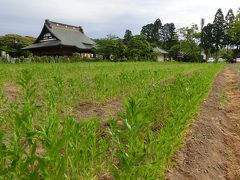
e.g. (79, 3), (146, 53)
(200, 18), (206, 61)
(200, 18), (205, 31)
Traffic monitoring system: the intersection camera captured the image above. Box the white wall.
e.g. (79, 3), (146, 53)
(157, 54), (164, 62)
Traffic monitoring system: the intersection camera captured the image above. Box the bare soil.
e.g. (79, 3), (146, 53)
(73, 98), (122, 121)
(3, 82), (20, 102)
(2, 81), (122, 122)
(167, 65), (240, 180)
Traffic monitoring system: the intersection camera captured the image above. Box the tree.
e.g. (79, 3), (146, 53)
(225, 8), (235, 48)
(225, 8), (235, 24)
(228, 21), (240, 51)
(141, 19), (162, 45)
(152, 19), (162, 43)
(179, 24), (200, 43)
(95, 35), (127, 60)
(168, 44), (181, 61)
(236, 8), (240, 21)
(177, 25), (201, 61)
(126, 35), (153, 60)
(160, 23), (178, 50)
(212, 8), (226, 58)
(95, 34), (153, 61)
(180, 40), (201, 62)
(0, 34), (35, 57)
(200, 23), (215, 60)
(115, 40), (127, 60)
(141, 23), (154, 43)
(228, 8), (240, 59)
(123, 29), (132, 44)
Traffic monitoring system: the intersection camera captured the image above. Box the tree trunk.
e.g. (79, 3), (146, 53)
(215, 50), (218, 63)
(206, 52), (209, 62)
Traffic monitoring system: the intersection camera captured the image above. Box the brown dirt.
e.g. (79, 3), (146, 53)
(72, 98), (122, 121)
(2, 81), (122, 122)
(2, 82), (20, 102)
(167, 65), (240, 180)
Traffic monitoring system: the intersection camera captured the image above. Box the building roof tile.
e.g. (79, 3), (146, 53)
(23, 20), (95, 50)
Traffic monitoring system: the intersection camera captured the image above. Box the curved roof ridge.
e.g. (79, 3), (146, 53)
(23, 19), (96, 51)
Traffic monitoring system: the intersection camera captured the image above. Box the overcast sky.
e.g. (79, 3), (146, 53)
(0, 0), (239, 38)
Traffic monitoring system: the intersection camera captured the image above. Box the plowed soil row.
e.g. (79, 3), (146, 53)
(167, 65), (240, 180)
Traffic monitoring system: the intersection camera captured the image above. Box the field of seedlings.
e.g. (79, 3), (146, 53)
(0, 62), (223, 179)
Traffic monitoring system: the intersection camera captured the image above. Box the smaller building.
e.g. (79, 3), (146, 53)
(153, 47), (169, 62)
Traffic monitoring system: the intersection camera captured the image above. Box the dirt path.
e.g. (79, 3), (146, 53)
(167, 64), (240, 180)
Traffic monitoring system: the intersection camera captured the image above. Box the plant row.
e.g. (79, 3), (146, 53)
(0, 64), (223, 178)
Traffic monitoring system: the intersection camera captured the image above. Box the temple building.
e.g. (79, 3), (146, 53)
(23, 20), (96, 57)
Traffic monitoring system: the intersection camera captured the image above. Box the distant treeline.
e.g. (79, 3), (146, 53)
(95, 8), (240, 62)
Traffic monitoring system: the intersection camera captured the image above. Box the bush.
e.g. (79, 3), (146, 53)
(222, 50), (234, 63)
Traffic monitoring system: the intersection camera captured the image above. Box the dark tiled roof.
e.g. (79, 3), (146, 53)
(23, 20), (95, 50)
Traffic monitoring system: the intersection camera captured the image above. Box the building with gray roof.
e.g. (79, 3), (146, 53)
(153, 47), (169, 61)
(23, 20), (96, 57)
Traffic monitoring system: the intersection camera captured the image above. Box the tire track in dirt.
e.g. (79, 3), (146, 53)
(167, 65), (240, 180)
(222, 66), (240, 179)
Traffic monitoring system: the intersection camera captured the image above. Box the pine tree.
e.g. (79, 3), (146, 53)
(212, 8), (226, 59)
(225, 8), (235, 24)
(201, 23), (215, 60)
(152, 19), (162, 44)
(225, 9), (235, 49)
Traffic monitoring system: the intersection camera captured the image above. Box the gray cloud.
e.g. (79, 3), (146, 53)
(0, 0), (239, 38)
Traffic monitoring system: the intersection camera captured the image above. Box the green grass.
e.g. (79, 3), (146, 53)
(0, 62), (223, 179)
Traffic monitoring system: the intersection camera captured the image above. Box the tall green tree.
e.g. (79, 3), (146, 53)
(160, 23), (178, 50)
(153, 19), (162, 43)
(225, 8), (235, 24)
(200, 23), (215, 60)
(141, 19), (162, 45)
(212, 8), (226, 58)
(225, 8), (235, 48)
(141, 23), (154, 43)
